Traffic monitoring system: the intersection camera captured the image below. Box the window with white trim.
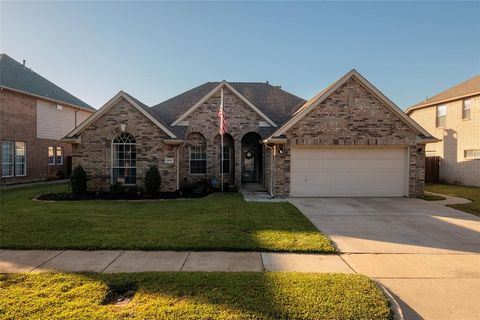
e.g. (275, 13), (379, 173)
(189, 146), (206, 175)
(48, 146), (55, 165)
(15, 141), (26, 176)
(2, 140), (26, 177)
(221, 146), (231, 174)
(56, 147), (63, 165)
(436, 105), (446, 127)
(465, 149), (480, 159)
(112, 132), (136, 184)
(462, 99), (471, 119)
(2, 141), (14, 177)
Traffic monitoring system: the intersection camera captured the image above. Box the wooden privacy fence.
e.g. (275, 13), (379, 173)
(425, 156), (440, 183)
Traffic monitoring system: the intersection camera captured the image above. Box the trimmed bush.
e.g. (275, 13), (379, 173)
(144, 165), (161, 195)
(70, 165), (87, 195)
(110, 182), (126, 196)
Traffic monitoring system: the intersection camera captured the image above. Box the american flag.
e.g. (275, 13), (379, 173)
(218, 89), (227, 135)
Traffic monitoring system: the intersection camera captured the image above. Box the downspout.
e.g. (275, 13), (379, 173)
(176, 145), (180, 190)
(265, 144), (274, 197)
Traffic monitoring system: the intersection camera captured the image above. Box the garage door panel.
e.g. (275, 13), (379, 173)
(291, 147), (407, 197)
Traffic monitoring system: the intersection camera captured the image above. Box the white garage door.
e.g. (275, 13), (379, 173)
(291, 147), (408, 197)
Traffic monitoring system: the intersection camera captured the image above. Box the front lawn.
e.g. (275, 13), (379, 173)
(0, 183), (333, 252)
(425, 184), (480, 217)
(0, 272), (392, 320)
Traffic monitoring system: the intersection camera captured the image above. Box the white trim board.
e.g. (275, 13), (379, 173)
(171, 81), (277, 127)
(272, 69), (433, 138)
(64, 91), (177, 139)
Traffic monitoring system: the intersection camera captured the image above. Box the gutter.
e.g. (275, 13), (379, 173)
(406, 91), (480, 115)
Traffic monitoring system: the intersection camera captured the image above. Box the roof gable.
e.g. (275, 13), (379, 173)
(65, 91), (177, 139)
(272, 69), (434, 139)
(0, 53), (94, 111)
(169, 81), (277, 127)
(152, 81), (305, 127)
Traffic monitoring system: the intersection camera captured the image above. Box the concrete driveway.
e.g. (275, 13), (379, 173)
(289, 197), (480, 320)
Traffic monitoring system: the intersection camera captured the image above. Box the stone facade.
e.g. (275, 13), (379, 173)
(270, 77), (425, 197)
(72, 97), (177, 191)
(0, 89), (72, 185)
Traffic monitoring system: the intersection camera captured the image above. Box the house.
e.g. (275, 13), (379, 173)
(407, 75), (480, 187)
(0, 54), (95, 185)
(64, 69), (436, 197)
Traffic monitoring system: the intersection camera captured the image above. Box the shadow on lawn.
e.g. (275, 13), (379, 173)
(0, 272), (393, 320)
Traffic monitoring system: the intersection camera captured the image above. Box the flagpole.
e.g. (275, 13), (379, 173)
(220, 87), (224, 192)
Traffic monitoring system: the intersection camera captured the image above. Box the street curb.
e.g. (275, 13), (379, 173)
(376, 281), (405, 320)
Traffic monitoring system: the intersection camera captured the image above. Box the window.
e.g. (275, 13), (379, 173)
(15, 142), (26, 176)
(190, 146), (206, 175)
(2, 141), (14, 177)
(465, 149), (480, 159)
(48, 147), (55, 165)
(436, 105), (446, 127)
(2, 140), (26, 177)
(112, 132), (136, 184)
(463, 99), (471, 119)
(56, 147), (63, 165)
(221, 146), (231, 174)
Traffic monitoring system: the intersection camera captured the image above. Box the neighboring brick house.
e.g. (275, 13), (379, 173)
(407, 75), (480, 187)
(65, 70), (436, 197)
(0, 54), (95, 185)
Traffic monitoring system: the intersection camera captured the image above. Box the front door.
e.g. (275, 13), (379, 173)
(242, 149), (257, 182)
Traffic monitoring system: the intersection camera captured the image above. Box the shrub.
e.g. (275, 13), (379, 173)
(144, 166), (161, 195)
(56, 170), (66, 180)
(70, 165), (87, 195)
(110, 182), (126, 196)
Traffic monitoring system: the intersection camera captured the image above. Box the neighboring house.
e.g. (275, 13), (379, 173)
(407, 75), (480, 187)
(64, 69), (436, 197)
(0, 54), (95, 185)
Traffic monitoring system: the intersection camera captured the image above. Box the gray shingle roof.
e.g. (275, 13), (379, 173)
(0, 53), (94, 111)
(407, 75), (480, 114)
(151, 81), (306, 126)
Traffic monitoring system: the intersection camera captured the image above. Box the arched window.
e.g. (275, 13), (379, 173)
(112, 132), (136, 185)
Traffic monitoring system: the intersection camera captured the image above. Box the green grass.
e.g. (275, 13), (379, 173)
(419, 193), (447, 201)
(425, 183), (480, 216)
(0, 272), (392, 320)
(0, 183), (334, 252)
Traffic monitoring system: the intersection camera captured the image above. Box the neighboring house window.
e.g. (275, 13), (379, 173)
(436, 105), (446, 127)
(190, 146), (206, 175)
(56, 147), (64, 165)
(462, 99), (471, 119)
(1, 140), (26, 177)
(48, 147), (55, 165)
(465, 149), (480, 159)
(221, 146), (231, 174)
(15, 141), (26, 176)
(2, 141), (14, 177)
(112, 132), (136, 185)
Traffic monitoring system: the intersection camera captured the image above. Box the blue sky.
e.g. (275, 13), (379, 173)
(1, 1), (479, 110)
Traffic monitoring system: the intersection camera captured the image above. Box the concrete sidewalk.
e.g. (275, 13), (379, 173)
(0, 250), (354, 274)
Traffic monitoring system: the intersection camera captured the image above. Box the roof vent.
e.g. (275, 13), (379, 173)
(23, 59), (26, 67)
(266, 81), (269, 85)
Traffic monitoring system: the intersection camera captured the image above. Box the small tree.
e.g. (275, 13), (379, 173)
(144, 165), (161, 196)
(70, 165), (87, 195)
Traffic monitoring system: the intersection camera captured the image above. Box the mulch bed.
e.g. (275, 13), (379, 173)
(35, 191), (209, 201)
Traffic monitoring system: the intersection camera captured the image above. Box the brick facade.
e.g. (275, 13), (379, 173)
(178, 88), (266, 188)
(0, 89), (71, 185)
(72, 78), (427, 197)
(72, 97), (177, 191)
(269, 77), (425, 197)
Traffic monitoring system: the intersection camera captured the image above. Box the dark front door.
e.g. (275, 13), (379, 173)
(242, 149), (257, 182)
